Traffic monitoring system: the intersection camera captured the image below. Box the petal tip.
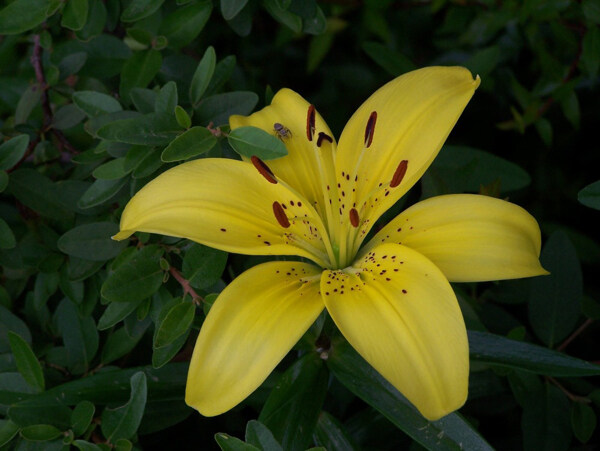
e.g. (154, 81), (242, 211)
(112, 230), (133, 241)
(474, 73), (481, 89)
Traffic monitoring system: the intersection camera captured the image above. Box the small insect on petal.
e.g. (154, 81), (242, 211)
(274, 123), (292, 140)
(349, 208), (359, 227)
(251, 156), (277, 184)
(273, 201), (290, 228)
(390, 160), (408, 188)
(364, 111), (377, 148)
(306, 105), (316, 141)
(317, 132), (333, 147)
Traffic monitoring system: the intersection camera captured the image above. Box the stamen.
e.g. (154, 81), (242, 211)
(349, 208), (359, 227)
(364, 111), (377, 148)
(273, 201), (290, 228)
(390, 160), (408, 188)
(251, 156), (277, 184)
(317, 132), (333, 147)
(306, 105), (316, 141)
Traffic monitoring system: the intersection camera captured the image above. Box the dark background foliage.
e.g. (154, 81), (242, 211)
(0, 0), (599, 450)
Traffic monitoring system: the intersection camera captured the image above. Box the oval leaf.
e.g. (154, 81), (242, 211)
(228, 126), (288, 160)
(58, 222), (127, 262)
(161, 127), (217, 162)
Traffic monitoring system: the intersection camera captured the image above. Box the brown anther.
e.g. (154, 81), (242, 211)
(390, 160), (408, 188)
(251, 156), (277, 184)
(349, 208), (359, 227)
(306, 105), (316, 141)
(364, 111), (377, 148)
(316, 132), (333, 147)
(273, 201), (290, 228)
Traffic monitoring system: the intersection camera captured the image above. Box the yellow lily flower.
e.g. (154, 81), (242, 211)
(114, 66), (546, 421)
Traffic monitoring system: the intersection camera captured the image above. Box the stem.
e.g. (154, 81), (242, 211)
(557, 318), (594, 352)
(169, 266), (204, 305)
(547, 376), (591, 403)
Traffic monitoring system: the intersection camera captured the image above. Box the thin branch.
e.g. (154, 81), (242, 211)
(557, 318), (595, 352)
(29, 35), (79, 157)
(169, 266), (204, 305)
(547, 376), (592, 403)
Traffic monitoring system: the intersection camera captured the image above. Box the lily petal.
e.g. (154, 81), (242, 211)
(335, 67), (480, 248)
(230, 89), (337, 221)
(186, 261), (324, 416)
(322, 243), (468, 421)
(114, 158), (331, 266)
(366, 194), (547, 282)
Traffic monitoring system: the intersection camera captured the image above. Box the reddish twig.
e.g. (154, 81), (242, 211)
(169, 266), (204, 305)
(29, 35), (78, 157)
(547, 376), (591, 403)
(557, 317), (595, 352)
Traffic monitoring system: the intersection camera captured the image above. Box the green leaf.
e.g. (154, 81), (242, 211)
(228, 126), (288, 160)
(8, 397), (72, 429)
(53, 104), (86, 130)
(33, 271), (59, 310)
(73, 440), (103, 451)
(0, 218), (16, 250)
(0, 0), (49, 34)
(98, 298), (144, 330)
(181, 244), (227, 290)
(78, 177), (128, 209)
(263, 0), (302, 33)
(259, 353), (328, 451)
(19, 424), (62, 441)
(7, 332), (44, 392)
(583, 0), (600, 24)
(468, 331), (600, 376)
(535, 117), (553, 146)
(424, 145), (531, 196)
(8, 169), (73, 220)
(578, 180), (600, 210)
(159, 1), (213, 48)
(362, 41), (415, 77)
(119, 50), (163, 104)
(101, 372), (147, 442)
(92, 158), (131, 180)
(0, 135), (29, 170)
(190, 46), (216, 106)
(151, 327), (190, 369)
(0, 171), (8, 193)
(101, 245), (164, 303)
(97, 113), (181, 146)
(0, 305), (32, 354)
(571, 402), (596, 443)
(0, 420), (20, 447)
(15, 85), (41, 125)
(71, 400), (95, 436)
(58, 222), (127, 262)
(528, 231), (582, 347)
(581, 26), (600, 79)
(55, 299), (99, 374)
(155, 81), (178, 115)
(245, 421), (282, 451)
(154, 300), (195, 348)
(174, 106), (191, 129)
(215, 433), (260, 451)
(160, 127), (217, 162)
(220, 0), (248, 20)
(61, 0), (89, 31)
(121, 0), (165, 22)
(76, 0), (107, 40)
(72, 91), (122, 117)
(313, 411), (359, 451)
(327, 340), (494, 451)
(205, 55), (236, 96)
(196, 91), (258, 126)
(101, 326), (145, 364)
